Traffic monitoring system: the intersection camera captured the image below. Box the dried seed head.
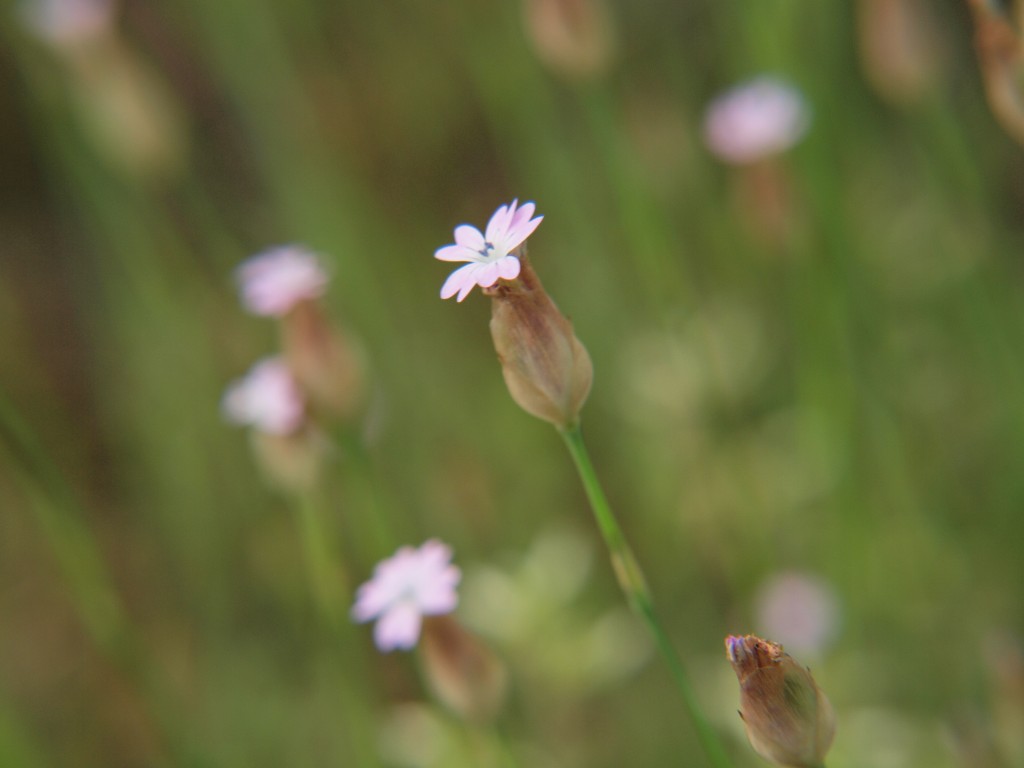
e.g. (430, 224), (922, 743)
(726, 634), (836, 768)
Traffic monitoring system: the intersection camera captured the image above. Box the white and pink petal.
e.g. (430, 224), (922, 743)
(453, 224), (486, 251)
(440, 263), (481, 301)
(374, 602), (423, 651)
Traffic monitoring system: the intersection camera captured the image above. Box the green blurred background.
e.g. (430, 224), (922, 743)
(2, 0), (1024, 766)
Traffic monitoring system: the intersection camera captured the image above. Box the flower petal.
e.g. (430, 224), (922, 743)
(236, 245), (328, 317)
(416, 539), (453, 566)
(456, 279), (476, 302)
(485, 200), (516, 244)
(453, 224), (486, 251)
(351, 583), (386, 621)
(508, 201), (536, 233)
(416, 566), (461, 614)
(703, 77), (810, 164)
(473, 261), (503, 289)
(504, 211), (543, 252)
(351, 539), (461, 652)
(374, 602), (423, 651)
(440, 263), (481, 300)
(496, 255), (521, 280)
(221, 357), (305, 435)
(434, 243), (479, 263)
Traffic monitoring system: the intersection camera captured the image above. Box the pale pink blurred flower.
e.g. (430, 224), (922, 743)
(352, 540), (461, 652)
(755, 571), (840, 657)
(236, 246), (329, 317)
(222, 357), (305, 435)
(21, 0), (114, 48)
(703, 77), (810, 164)
(435, 199), (543, 302)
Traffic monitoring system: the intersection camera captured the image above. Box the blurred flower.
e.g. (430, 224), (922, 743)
(21, 0), (187, 180)
(726, 634), (836, 768)
(282, 302), (366, 423)
(436, 199), (543, 302)
(966, 0), (1024, 148)
(703, 77), (810, 165)
(222, 357), (305, 436)
(20, 0), (114, 48)
(523, 0), (617, 81)
(857, 0), (943, 106)
(352, 540), (461, 652)
(236, 246), (329, 317)
(755, 571), (841, 657)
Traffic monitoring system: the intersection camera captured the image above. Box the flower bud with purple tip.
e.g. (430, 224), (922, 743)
(726, 634), (836, 768)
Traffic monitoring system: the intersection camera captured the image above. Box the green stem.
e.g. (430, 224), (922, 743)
(491, 721), (521, 768)
(295, 492), (347, 629)
(558, 424), (733, 768)
(332, 425), (398, 560)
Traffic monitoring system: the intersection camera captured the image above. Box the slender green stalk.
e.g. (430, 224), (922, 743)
(558, 424), (733, 768)
(331, 426), (398, 561)
(295, 492), (348, 628)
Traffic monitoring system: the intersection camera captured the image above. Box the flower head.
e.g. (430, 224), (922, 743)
(21, 0), (115, 48)
(435, 200), (543, 302)
(222, 357), (305, 435)
(236, 245), (329, 317)
(703, 77), (810, 164)
(756, 572), (841, 657)
(726, 634), (836, 768)
(352, 540), (461, 652)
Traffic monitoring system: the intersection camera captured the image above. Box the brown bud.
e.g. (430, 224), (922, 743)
(857, 0), (943, 107)
(966, 0), (1024, 147)
(64, 38), (188, 181)
(485, 252), (592, 428)
(725, 634), (836, 768)
(281, 302), (366, 424)
(420, 615), (508, 723)
(523, 0), (617, 81)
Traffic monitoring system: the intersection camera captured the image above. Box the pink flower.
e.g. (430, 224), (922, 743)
(755, 571), (840, 656)
(21, 0), (114, 47)
(236, 246), (328, 317)
(222, 357), (305, 435)
(703, 77), (810, 164)
(435, 200), (543, 302)
(352, 540), (461, 652)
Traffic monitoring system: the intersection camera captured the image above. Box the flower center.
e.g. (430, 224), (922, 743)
(478, 241), (499, 261)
